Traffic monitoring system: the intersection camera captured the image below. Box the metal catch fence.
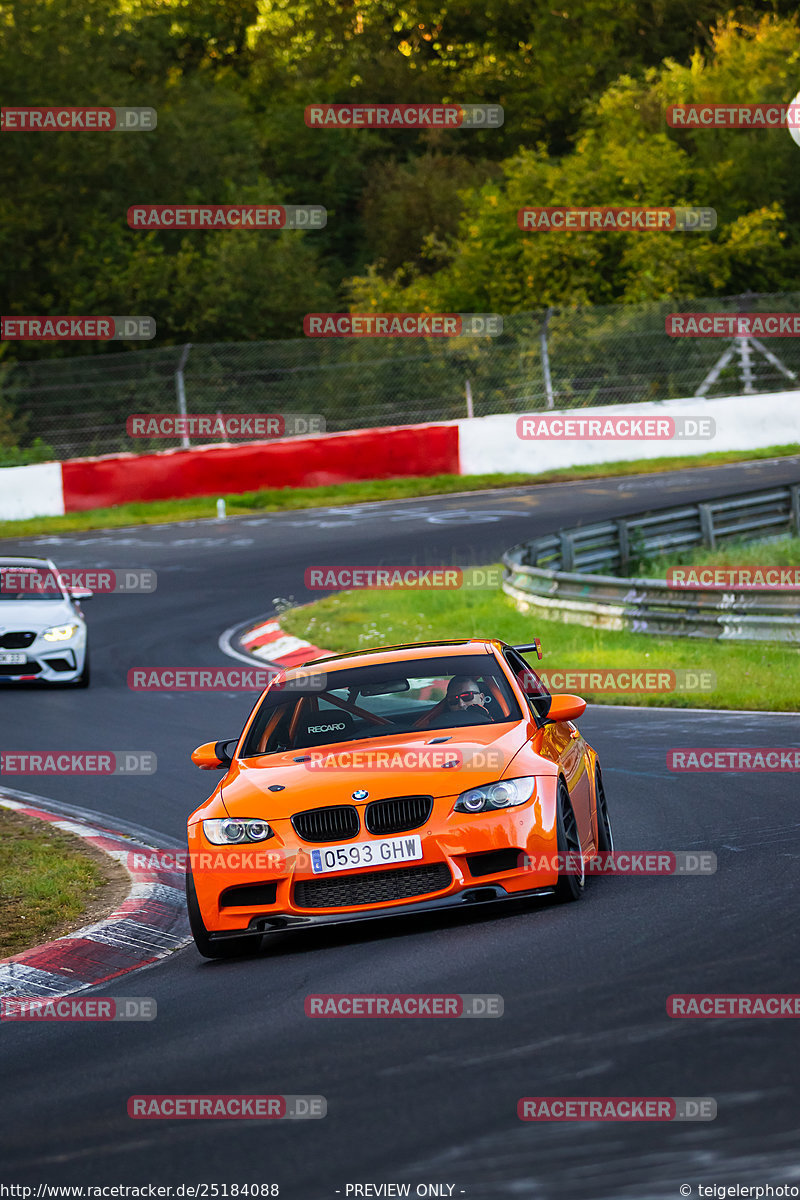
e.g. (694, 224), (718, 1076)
(3, 292), (799, 459)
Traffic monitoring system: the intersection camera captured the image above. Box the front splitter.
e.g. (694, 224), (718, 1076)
(209, 882), (556, 941)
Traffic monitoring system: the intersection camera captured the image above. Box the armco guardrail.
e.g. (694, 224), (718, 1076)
(502, 484), (800, 642)
(510, 486), (800, 574)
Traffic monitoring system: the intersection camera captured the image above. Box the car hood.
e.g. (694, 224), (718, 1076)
(220, 723), (537, 818)
(0, 600), (78, 631)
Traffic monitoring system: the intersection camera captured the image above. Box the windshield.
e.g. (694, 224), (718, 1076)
(239, 653), (523, 758)
(0, 566), (69, 602)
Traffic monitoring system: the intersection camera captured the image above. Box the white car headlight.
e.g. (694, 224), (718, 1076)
(203, 818), (273, 845)
(454, 776), (537, 814)
(42, 623), (80, 642)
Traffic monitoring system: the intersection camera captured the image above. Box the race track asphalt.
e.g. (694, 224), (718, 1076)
(1, 458), (798, 1199)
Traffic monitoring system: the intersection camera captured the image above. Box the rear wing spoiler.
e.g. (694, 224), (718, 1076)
(513, 640), (543, 660)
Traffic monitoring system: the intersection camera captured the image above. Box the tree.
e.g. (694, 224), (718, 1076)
(347, 15), (800, 312)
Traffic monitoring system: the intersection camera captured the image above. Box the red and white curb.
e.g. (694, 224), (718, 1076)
(0, 792), (190, 1000)
(239, 618), (330, 670)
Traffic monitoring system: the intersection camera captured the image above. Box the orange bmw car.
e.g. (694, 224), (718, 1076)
(186, 639), (612, 958)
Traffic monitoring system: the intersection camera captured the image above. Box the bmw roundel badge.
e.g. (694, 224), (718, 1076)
(352, 789), (369, 800)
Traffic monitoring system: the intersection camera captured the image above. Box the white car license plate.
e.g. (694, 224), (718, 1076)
(0, 653), (26, 665)
(310, 835), (423, 875)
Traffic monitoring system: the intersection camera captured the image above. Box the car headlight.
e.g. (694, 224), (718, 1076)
(454, 776), (537, 814)
(203, 818), (273, 845)
(43, 623), (80, 642)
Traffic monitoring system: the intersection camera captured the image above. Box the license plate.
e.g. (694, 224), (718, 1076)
(310, 834), (423, 875)
(0, 653), (26, 665)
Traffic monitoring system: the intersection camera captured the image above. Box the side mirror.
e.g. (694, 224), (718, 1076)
(545, 694), (587, 724)
(70, 587), (93, 600)
(191, 739), (236, 770)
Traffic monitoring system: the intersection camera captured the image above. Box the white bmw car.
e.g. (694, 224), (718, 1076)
(0, 556), (91, 687)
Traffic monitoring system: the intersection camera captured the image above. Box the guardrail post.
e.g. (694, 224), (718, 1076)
(698, 504), (716, 550)
(791, 485), (800, 536)
(617, 520), (630, 575)
(559, 531), (575, 571)
(524, 541), (539, 567)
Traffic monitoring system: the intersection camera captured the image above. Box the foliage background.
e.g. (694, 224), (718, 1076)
(1, 0), (798, 365)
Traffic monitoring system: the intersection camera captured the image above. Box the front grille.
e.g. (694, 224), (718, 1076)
(0, 662), (39, 676)
(0, 632), (35, 649)
(365, 795), (433, 835)
(293, 862), (452, 909)
(466, 848), (523, 878)
(220, 882), (278, 908)
(292, 805), (360, 842)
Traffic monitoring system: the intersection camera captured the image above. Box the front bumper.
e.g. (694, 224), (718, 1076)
(188, 782), (561, 936)
(0, 630), (86, 683)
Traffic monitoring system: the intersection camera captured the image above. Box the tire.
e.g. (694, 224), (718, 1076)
(185, 869), (258, 959)
(553, 781), (585, 903)
(594, 765), (614, 852)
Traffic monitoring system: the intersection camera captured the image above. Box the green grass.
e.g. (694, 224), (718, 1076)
(279, 571), (800, 712)
(643, 534), (800, 575)
(1, 442), (798, 539)
(0, 806), (111, 956)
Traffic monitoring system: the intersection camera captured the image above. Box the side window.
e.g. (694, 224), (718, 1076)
(504, 649), (551, 723)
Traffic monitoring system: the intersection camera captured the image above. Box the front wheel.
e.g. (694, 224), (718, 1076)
(595, 765), (614, 852)
(185, 869), (258, 959)
(553, 781), (584, 903)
